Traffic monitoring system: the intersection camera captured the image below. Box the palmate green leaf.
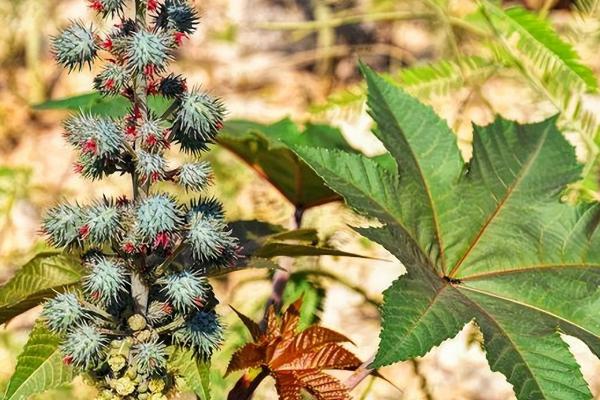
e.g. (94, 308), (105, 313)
(4, 322), (74, 400)
(0, 253), (84, 324)
(289, 65), (600, 400)
(169, 347), (211, 400)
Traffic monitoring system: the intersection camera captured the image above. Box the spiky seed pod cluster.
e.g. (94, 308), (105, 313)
(52, 21), (99, 71)
(94, 62), (130, 95)
(89, 0), (127, 17)
(173, 310), (223, 358)
(43, 0), (238, 397)
(177, 162), (212, 191)
(171, 89), (225, 154)
(82, 256), (128, 305)
(153, 0), (200, 34)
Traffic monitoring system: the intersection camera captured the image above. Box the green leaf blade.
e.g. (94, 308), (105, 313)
(361, 63), (464, 273)
(486, 4), (597, 92)
(287, 67), (600, 399)
(461, 287), (593, 400)
(0, 253), (84, 324)
(170, 348), (211, 400)
(4, 322), (74, 400)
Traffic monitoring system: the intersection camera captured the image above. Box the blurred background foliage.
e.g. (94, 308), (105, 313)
(2, 0), (600, 399)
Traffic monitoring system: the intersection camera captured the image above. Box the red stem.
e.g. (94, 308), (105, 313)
(227, 368), (270, 400)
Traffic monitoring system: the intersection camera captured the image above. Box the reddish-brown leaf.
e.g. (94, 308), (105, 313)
(279, 299), (302, 335)
(226, 343), (266, 375)
(270, 326), (354, 369)
(265, 305), (280, 338)
(294, 369), (351, 400)
(274, 371), (303, 400)
(275, 343), (362, 371)
(229, 299), (360, 400)
(230, 306), (262, 341)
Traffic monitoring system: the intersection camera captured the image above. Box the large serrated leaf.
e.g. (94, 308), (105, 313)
(4, 322), (74, 400)
(0, 253), (84, 323)
(287, 65), (600, 400)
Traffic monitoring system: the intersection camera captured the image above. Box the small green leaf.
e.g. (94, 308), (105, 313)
(483, 4), (597, 92)
(4, 321), (74, 400)
(0, 253), (84, 324)
(170, 347), (211, 400)
(283, 273), (326, 331)
(228, 220), (369, 261)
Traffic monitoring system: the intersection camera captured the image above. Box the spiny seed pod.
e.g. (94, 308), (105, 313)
(65, 114), (125, 157)
(125, 31), (174, 73)
(94, 63), (130, 96)
(138, 117), (167, 150)
(63, 113), (94, 147)
(135, 194), (184, 239)
(41, 293), (85, 333)
(173, 310), (223, 358)
(75, 152), (120, 180)
(82, 200), (124, 244)
(42, 203), (86, 247)
(194, 239), (239, 274)
(188, 197), (225, 219)
(153, 0), (200, 34)
(136, 150), (167, 183)
(187, 212), (232, 262)
(90, 0), (127, 17)
(83, 256), (128, 305)
(131, 340), (168, 374)
(177, 162), (212, 191)
(159, 73), (187, 98)
(52, 21), (98, 71)
(171, 89), (225, 154)
(159, 270), (207, 312)
(61, 324), (108, 369)
(146, 301), (173, 325)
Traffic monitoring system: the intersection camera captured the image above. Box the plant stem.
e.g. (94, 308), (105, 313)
(259, 207), (304, 329)
(81, 300), (115, 321)
(130, 0), (149, 316)
(226, 368), (270, 400)
(344, 354), (374, 391)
